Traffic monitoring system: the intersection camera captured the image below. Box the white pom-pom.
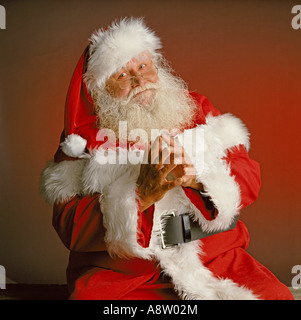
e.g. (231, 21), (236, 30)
(60, 134), (87, 157)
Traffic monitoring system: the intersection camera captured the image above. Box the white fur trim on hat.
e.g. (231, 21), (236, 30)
(84, 17), (162, 92)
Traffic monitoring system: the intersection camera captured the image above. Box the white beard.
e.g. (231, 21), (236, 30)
(91, 59), (197, 142)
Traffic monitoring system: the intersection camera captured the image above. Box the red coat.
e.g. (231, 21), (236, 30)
(40, 50), (293, 300)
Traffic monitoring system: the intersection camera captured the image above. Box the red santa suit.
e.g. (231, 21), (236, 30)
(40, 18), (294, 300)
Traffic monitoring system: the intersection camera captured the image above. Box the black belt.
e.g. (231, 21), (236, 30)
(160, 212), (239, 249)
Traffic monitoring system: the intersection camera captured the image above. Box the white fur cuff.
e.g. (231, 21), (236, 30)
(40, 160), (86, 204)
(81, 148), (152, 259)
(177, 113), (250, 231)
(100, 176), (152, 259)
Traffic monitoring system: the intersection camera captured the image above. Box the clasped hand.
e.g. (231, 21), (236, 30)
(137, 134), (202, 212)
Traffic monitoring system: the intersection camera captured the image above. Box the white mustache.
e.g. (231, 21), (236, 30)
(125, 82), (160, 102)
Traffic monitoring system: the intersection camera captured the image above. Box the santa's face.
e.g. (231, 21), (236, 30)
(92, 53), (197, 140)
(105, 51), (159, 108)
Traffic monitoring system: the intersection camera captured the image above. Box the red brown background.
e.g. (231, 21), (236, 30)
(0, 0), (300, 286)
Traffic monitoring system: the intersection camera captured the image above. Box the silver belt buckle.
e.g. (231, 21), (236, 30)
(160, 211), (181, 250)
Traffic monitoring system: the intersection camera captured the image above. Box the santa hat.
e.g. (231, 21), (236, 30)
(54, 17), (161, 161)
(54, 46), (96, 161)
(85, 17), (162, 92)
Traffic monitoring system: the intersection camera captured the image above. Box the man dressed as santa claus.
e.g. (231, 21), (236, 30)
(40, 17), (294, 300)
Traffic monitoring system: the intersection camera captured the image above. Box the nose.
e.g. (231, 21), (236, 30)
(131, 73), (146, 88)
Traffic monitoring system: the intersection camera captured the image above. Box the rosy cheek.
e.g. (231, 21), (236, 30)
(116, 87), (131, 98)
(106, 81), (129, 98)
(153, 74), (159, 83)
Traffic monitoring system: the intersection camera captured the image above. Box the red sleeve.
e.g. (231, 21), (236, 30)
(52, 194), (107, 252)
(136, 202), (155, 248)
(225, 145), (261, 209)
(189, 92), (221, 127)
(53, 193), (155, 252)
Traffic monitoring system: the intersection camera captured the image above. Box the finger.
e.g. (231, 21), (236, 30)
(161, 133), (175, 148)
(153, 141), (186, 168)
(154, 145), (180, 165)
(148, 136), (158, 164)
(183, 165), (196, 176)
(163, 176), (183, 191)
(179, 173), (191, 185)
(137, 163), (151, 185)
(169, 129), (180, 136)
(162, 133), (182, 148)
(142, 141), (151, 164)
(160, 146), (176, 165)
(158, 136), (163, 166)
(182, 149), (193, 165)
(160, 163), (177, 178)
(162, 134), (190, 165)
(173, 147), (187, 165)
(149, 135), (162, 164)
(164, 145), (187, 164)
(177, 143), (192, 165)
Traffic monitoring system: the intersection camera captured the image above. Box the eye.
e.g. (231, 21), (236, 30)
(139, 64), (146, 69)
(118, 72), (127, 79)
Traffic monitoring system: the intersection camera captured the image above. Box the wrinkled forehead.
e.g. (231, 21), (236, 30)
(133, 51), (152, 62)
(122, 51), (153, 70)
(108, 51), (154, 80)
